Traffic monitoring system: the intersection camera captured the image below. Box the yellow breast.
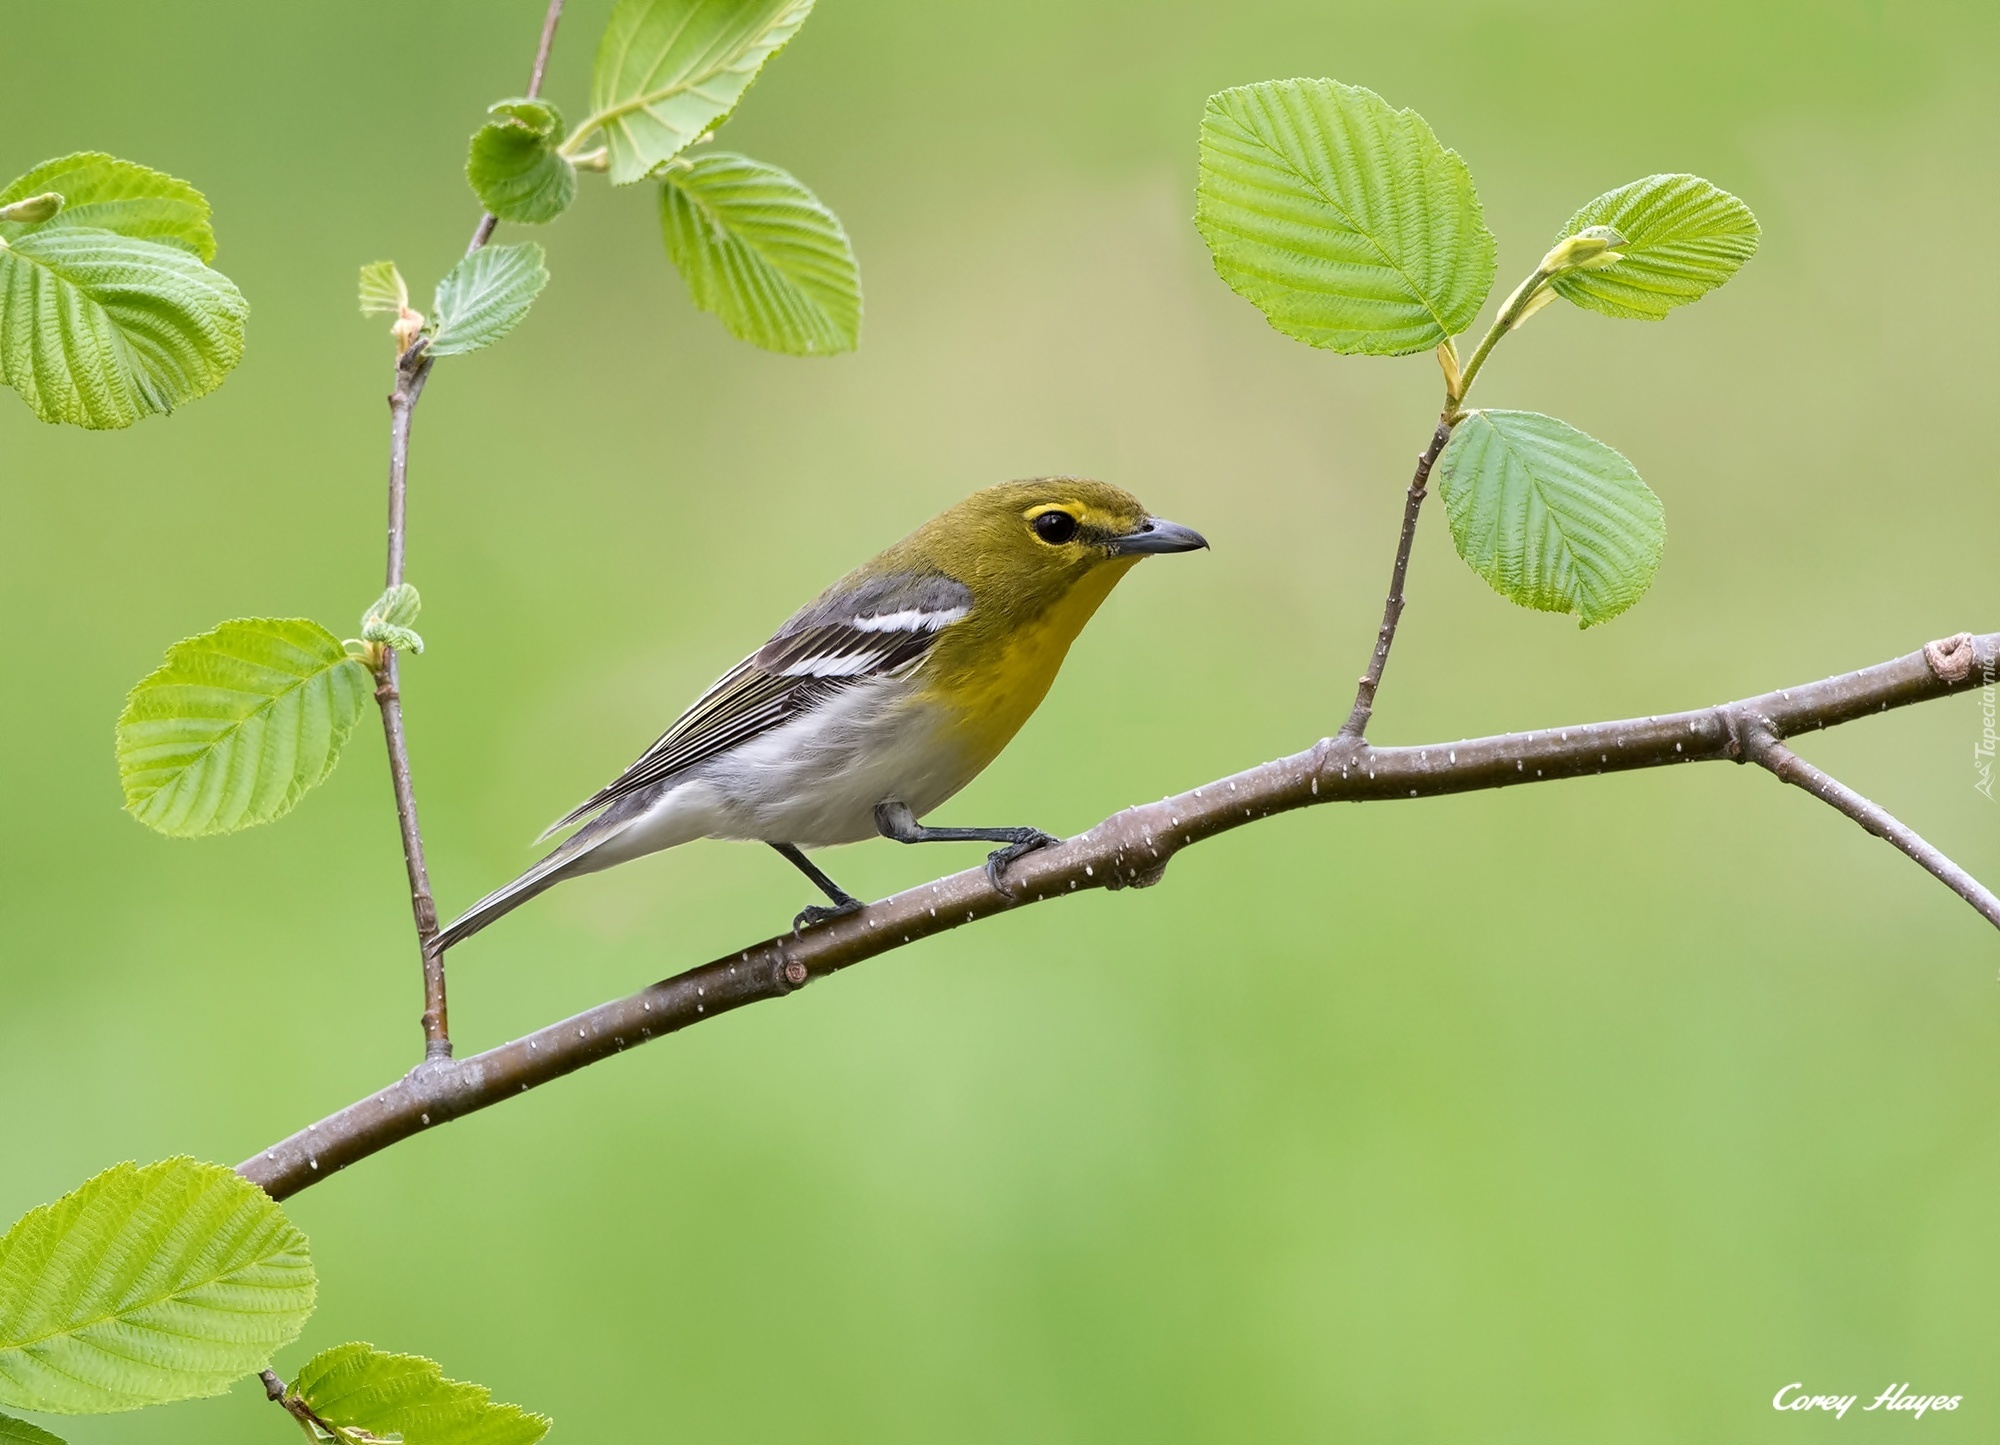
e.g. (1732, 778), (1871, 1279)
(916, 556), (1139, 777)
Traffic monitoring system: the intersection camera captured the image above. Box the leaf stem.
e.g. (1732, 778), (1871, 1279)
(557, 89), (678, 158)
(1454, 264), (1553, 410)
(555, 123), (601, 159)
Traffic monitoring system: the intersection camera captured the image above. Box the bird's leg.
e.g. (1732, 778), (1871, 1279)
(771, 842), (865, 931)
(873, 800), (1060, 898)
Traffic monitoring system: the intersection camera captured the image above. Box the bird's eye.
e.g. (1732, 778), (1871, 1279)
(1032, 510), (1079, 545)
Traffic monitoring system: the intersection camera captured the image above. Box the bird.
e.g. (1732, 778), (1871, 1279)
(432, 477), (1207, 953)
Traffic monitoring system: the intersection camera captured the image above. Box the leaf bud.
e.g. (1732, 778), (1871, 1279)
(487, 97), (563, 140)
(1507, 286), (1562, 332)
(0, 191), (64, 225)
(360, 583), (424, 653)
(393, 309), (426, 355)
(1436, 340), (1464, 403)
(1538, 225), (1626, 276)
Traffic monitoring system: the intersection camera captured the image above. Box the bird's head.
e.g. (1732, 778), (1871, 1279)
(910, 478), (1208, 619)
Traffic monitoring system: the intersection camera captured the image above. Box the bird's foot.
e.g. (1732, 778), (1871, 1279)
(985, 829), (1061, 899)
(792, 896), (864, 933)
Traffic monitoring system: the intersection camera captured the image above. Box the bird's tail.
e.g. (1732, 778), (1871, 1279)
(432, 816), (624, 955)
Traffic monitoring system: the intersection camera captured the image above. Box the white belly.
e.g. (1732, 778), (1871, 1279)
(585, 679), (975, 866)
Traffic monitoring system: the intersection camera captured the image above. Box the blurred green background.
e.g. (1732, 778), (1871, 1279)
(3, 0), (1997, 1439)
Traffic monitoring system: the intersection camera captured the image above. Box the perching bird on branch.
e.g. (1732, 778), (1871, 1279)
(434, 478), (1208, 951)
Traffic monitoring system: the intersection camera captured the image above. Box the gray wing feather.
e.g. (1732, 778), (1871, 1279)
(543, 571), (971, 834)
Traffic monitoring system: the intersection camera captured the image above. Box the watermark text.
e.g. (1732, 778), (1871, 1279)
(1976, 651), (1995, 800)
(1773, 1382), (1962, 1420)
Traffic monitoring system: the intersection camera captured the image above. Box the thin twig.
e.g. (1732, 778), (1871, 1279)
(1340, 421), (1452, 738)
(1739, 720), (2000, 930)
(1339, 258), (1555, 740)
(466, 0), (567, 254)
(383, 353), (429, 591)
(238, 630), (2000, 1201)
(261, 1370), (339, 1444)
(526, 0), (565, 97)
(373, 0), (568, 1060)
(379, 352), (447, 1059)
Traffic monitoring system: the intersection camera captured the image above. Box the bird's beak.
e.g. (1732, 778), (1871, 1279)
(1106, 516), (1209, 556)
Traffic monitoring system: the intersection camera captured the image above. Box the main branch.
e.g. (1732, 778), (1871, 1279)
(241, 629), (2000, 1201)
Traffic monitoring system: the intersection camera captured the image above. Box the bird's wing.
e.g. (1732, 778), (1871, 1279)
(544, 570), (971, 834)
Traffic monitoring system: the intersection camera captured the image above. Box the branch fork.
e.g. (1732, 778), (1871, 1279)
(1735, 699), (2000, 930)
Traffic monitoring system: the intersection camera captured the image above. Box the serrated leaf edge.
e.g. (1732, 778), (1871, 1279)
(116, 619), (372, 835)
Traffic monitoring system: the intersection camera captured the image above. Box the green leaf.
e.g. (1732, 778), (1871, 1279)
(658, 153), (859, 354)
(0, 154), (215, 260)
(1550, 174), (1759, 321)
(0, 1159), (315, 1414)
(467, 99), (577, 224)
(360, 584), (423, 654)
(428, 243), (548, 356)
(589, 0), (817, 185)
(363, 583), (421, 631)
(1195, 78), (1495, 356)
(290, 1345), (549, 1445)
(116, 618), (372, 837)
(0, 1413), (66, 1445)
(0, 227), (248, 429)
(0, 156), (238, 426)
(358, 261), (408, 317)
(1437, 409), (1664, 627)
(362, 624), (422, 655)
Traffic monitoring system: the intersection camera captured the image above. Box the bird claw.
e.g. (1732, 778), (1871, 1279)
(792, 897), (864, 933)
(984, 830), (1061, 899)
